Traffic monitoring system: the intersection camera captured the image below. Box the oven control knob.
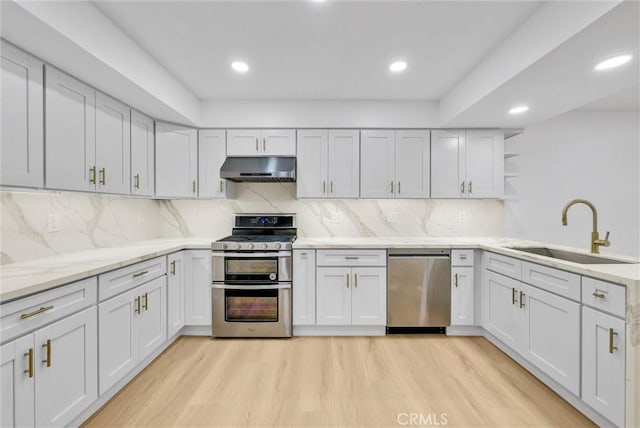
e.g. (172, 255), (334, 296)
(248, 243), (254, 250)
(275, 243), (282, 250)
(222, 244), (227, 250)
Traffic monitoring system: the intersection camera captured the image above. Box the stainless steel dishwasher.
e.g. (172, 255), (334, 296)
(387, 249), (451, 330)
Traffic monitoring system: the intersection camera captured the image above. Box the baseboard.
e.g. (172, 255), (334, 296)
(180, 325), (212, 336)
(446, 325), (483, 336)
(293, 325), (386, 336)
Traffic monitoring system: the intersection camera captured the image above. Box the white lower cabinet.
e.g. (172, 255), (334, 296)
(292, 250), (316, 326)
(0, 307), (97, 428)
(98, 277), (166, 395)
(167, 251), (185, 337)
(451, 266), (474, 326)
(582, 306), (625, 427)
(483, 270), (521, 349)
(184, 250), (212, 326)
(316, 267), (386, 326)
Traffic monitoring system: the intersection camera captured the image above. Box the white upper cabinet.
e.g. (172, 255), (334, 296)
(327, 130), (360, 198)
(155, 122), (198, 198)
(296, 129), (329, 198)
(198, 129), (234, 198)
(360, 130), (430, 198)
(431, 130), (503, 198)
(227, 129), (296, 156)
(1, 41), (43, 188)
(95, 92), (131, 195)
(45, 65), (96, 192)
(130, 110), (155, 197)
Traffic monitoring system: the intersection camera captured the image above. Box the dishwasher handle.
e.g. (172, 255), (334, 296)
(388, 254), (450, 259)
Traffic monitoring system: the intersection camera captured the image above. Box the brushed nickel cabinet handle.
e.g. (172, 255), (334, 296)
(133, 270), (149, 278)
(134, 174), (140, 189)
(134, 296), (141, 315)
(592, 292), (606, 299)
(346, 274), (349, 288)
(345, 256), (360, 260)
(512, 288), (517, 305)
(354, 273), (358, 288)
(330, 181), (334, 193)
(99, 168), (106, 185)
(469, 181), (473, 194)
(142, 292), (148, 311)
(263, 138), (266, 151)
(24, 348), (34, 378)
(461, 181), (465, 194)
(609, 328), (618, 353)
(89, 166), (97, 184)
(21, 305), (54, 319)
(454, 273), (458, 287)
(391, 181), (394, 194)
(322, 181), (326, 194)
(41, 339), (51, 367)
(192, 180), (197, 193)
(398, 181), (401, 194)
(519, 291), (525, 309)
(255, 137), (259, 151)
(170, 260), (176, 275)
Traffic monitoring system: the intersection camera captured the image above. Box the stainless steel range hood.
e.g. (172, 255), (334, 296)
(220, 156), (296, 182)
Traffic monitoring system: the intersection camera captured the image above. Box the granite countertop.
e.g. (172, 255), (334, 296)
(1, 236), (639, 303)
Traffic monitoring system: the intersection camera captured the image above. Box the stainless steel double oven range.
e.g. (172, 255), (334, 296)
(211, 214), (295, 338)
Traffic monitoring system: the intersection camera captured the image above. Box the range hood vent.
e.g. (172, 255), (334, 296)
(220, 156), (296, 182)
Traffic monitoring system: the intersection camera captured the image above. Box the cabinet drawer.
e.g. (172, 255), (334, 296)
(521, 261), (580, 301)
(99, 257), (166, 301)
(582, 277), (626, 318)
(451, 250), (474, 267)
(0, 277), (97, 344)
(317, 250), (386, 267)
(483, 252), (521, 280)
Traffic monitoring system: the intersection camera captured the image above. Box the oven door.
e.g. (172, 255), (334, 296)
(211, 251), (292, 283)
(211, 283), (292, 338)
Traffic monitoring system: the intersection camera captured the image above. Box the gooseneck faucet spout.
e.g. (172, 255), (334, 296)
(561, 199), (610, 254)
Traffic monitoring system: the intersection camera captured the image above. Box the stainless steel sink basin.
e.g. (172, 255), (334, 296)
(508, 247), (634, 265)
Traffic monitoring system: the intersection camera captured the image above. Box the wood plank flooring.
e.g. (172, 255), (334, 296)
(84, 335), (595, 427)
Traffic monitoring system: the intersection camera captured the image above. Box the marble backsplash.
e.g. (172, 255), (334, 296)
(0, 184), (504, 264)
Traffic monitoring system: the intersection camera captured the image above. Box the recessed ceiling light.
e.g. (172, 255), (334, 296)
(389, 61), (407, 73)
(508, 105), (529, 115)
(594, 55), (632, 71)
(231, 61), (249, 73)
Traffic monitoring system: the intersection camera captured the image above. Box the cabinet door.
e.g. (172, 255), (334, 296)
(199, 129), (233, 198)
(316, 267), (351, 325)
(483, 271), (520, 350)
(184, 250), (212, 326)
(582, 307), (625, 427)
(351, 267), (386, 325)
(130, 110), (155, 196)
(138, 277), (167, 362)
(95, 92), (131, 195)
(465, 130), (503, 198)
(296, 129), (328, 198)
(327, 130), (360, 198)
(430, 130), (464, 198)
(262, 129), (296, 156)
(98, 287), (139, 395)
(155, 123), (198, 198)
(45, 66), (96, 192)
(1, 41), (43, 188)
(167, 252), (185, 337)
(35, 307), (97, 428)
(520, 283), (580, 395)
(226, 129), (261, 156)
(360, 130), (395, 198)
(395, 130), (430, 198)
(0, 334), (35, 428)
(292, 250), (316, 326)
(451, 267), (474, 326)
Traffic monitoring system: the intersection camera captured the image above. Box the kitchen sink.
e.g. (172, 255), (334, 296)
(508, 247), (635, 265)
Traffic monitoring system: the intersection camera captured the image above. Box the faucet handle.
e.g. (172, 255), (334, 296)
(603, 231), (610, 244)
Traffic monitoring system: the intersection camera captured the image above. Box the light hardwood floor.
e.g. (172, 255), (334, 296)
(84, 335), (595, 427)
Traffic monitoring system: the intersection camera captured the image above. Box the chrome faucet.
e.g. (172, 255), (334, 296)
(561, 199), (610, 254)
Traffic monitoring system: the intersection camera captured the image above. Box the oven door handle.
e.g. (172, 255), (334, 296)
(211, 251), (292, 258)
(211, 282), (291, 290)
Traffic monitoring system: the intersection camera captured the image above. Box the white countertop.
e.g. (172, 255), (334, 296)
(1, 236), (638, 303)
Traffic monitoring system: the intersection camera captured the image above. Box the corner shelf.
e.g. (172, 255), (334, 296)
(504, 152), (518, 159)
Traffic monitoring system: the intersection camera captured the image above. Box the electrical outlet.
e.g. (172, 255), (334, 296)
(458, 211), (466, 223)
(47, 214), (60, 233)
(330, 212), (342, 223)
(386, 211), (399, 223)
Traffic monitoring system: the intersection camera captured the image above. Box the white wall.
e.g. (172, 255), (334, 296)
(505, 110), (639, 257)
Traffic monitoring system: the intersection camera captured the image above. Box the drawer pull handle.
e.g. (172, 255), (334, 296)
(512, 288), (517, 305)
(345, 256), (360, 260)
(609, 328), (618, 353)
(134, 296), (141, 314)
(170, 261), (176, 275)
(21, 305), (54, 319)
(454, 273), (458, 287)
(142, 292), (149, 311)
(42, 339), (51, 367)
(592, 292), (606, 299)
(459, 254), (467, 260)
(519, 291), (525, 309)
(24, 348), (34, 378)
(133, 270), (149, 278)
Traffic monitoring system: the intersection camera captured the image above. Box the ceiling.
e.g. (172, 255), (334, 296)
(94, 1), (542, 101)
(579, 87), (639, 111)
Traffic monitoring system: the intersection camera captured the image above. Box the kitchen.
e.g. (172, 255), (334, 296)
(0, 1), (639, 427)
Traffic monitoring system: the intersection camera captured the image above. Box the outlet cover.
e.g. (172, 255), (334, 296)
(47, 214), (60, 233)
(458, 211), (466, 223)
(386, 211), (399, 223)
(330, 212), (342, 223)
